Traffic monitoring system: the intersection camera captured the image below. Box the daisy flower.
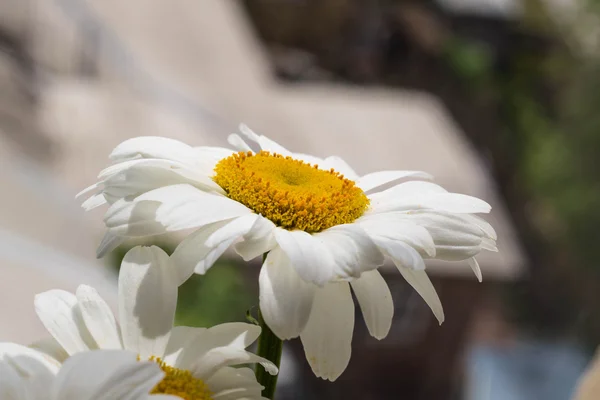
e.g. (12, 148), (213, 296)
(0, 343), (174, 399)
(79, 125), (497, 380)
(33, 245), (277, 399)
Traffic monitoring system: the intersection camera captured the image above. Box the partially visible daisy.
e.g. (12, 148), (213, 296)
(0, 343), (173, 399)
(79, 125), (497, 380)
(33, 245), (277, 400)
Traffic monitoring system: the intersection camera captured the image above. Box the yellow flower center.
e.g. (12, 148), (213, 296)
(149, 357), (213, 400)
(213, 151), (369, 232)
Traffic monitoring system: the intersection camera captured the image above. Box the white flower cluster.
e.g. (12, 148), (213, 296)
(2, 125), (496, 399)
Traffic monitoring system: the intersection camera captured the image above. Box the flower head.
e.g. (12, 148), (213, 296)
(33, 245), (276, 399)
(80, 125), (497, 380)
(0, 344), (168, 400)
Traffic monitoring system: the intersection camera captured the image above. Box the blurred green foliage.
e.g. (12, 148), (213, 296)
(444, 1), (600, 345)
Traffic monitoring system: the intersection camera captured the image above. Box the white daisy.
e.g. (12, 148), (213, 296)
(33, 245), (277, 399)
(79, 125), (497, 380)
(0, 343), (175, 399)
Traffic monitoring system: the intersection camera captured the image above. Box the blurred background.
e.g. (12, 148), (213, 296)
(0, 0), (599, 398)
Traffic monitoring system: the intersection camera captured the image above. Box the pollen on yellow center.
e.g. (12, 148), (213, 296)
(213, 151), (369, 232)
(149, 357), (213, 400)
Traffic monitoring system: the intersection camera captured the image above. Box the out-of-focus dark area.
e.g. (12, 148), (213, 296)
(0, 0), (599, 399)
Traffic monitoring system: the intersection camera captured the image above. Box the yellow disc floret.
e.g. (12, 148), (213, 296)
(150, 357), (213, 400)
(213, 151), (369, 232)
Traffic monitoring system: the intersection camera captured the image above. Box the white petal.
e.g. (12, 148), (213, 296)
(368, 181), (490, 214)
(259, 248), (317, 340)
(162, 326), (207, 369)
(52, 350), (163, 400)
(104, 184), (251, 236)
(96, 231), (126, 258)
(357, 213), (436, 257)
(273, 229), (335, 286)
(30, 337), (69, 363)
(192, 346), (277, 380)
(171, 219), (242, 284)
(374, 237), (426, 270)
(402, 211), (485, 261)
(350, 270), (393, 340)
(234, 216), (277, 261)
(81, 193), (107, 211)
(2, 353), (56, 398)
(319, 156), (359, 180)
(227, 134), (253, 152)
(118, 246), (177, 359)
(357, 170), (433, 192)
(109, 136), (195, 162)
(76, 285), (122, 349)
(239, 124), (292, 156)
(395, 266), (444, 324)
(300, 283), (354, 381)
(205, 323), (262, 349)
(34, 290), (96, 355)
(206, 367), (264, 400)
(0, 342), (60, 374)
(314, 224), (384, 280)
(103, 163), (222, 202)
(205, 214), (258, 247)
(468, 258), (483, 282)
(481, 238), (498, 252)
(0, 360), (25, 399)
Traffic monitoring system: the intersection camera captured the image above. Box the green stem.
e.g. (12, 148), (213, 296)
(255, 255), (283, 399)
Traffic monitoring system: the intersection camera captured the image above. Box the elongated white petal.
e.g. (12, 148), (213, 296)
(109, 136), (195, 162)
(104, 184), (251, 236)
(206, 367), (265, 400)
(357, 213), (436, 257)
(162, 327), (207, 369)
(239, 124), (292, 156)
(468, 258), (483, 282)
(193, 346), (277, 380)
(171, 220), (238, 285)
(259, 248), (317, 340)
(81, 193), (107, 211)
(0, 359), (25, 399)
(96, 231), (126, 258)
(315, 224), (384, 280)
(34, 290), (96, 355)
(357, 170), (433, 192)
(395, 266), (444, 324)
(374, 237), (426, 270)
(227, 133), (253, 152)
(119, 246), (177, 360)
(351, 270), (393, 340)
(204, 323), (262, 349)
(52, 350), (163, 400)
(1, 352), (56, 398)
(103, 163), (222, 202)
(368, 181), (491, 214)
(205, 214), (258, 247)
(76, 285), (122, 349)
(300, 283), (354, 381)
(401, 211), (485, 261)
(273, 229), (335, 286)
(0, 342), (60, 373)
(234, 216), (277, 261)
(30, 337), (69, 363)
